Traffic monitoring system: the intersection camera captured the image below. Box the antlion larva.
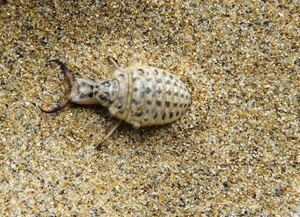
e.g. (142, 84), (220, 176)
(40, 57), (192, 141)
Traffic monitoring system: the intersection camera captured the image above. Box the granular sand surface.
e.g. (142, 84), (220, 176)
(0, 1), (299, 216)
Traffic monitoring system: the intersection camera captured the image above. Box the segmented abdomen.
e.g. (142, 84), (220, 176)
(109, 66), (191, 127)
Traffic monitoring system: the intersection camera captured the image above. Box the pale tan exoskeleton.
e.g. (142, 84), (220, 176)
(40, 57), (191, 144)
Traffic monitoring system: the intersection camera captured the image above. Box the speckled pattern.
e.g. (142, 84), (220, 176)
(110, 66), (191, 127)
(0, 1), (299, 216)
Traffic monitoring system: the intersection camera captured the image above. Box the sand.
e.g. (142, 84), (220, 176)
(0, 1), (299, 216)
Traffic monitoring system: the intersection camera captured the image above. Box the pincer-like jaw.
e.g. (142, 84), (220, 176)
(39, 60), (78, 113)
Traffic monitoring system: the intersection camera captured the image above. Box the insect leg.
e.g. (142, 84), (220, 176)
(97, 120), (122, 147)
(107, 56), (121, 69)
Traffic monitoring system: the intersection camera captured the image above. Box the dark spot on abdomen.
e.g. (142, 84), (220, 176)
(156, 88), (162, 94)
(133, 77), (140, 82)
(133, 99), (139, 105)
(99, 94), (107, 101)
(145, 87), (152, 94)
(135, 111), (143, 117)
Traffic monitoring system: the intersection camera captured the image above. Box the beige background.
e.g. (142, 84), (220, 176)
(0, 1), (299, 216)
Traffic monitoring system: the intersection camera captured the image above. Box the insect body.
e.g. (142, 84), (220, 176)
(40, 58), (191, 141)
(110, 66), (191, 127)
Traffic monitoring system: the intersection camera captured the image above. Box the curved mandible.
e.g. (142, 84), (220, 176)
(39, 60), (75, 113)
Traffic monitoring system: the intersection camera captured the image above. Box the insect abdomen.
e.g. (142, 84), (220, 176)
(109, 66), (191, 127)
